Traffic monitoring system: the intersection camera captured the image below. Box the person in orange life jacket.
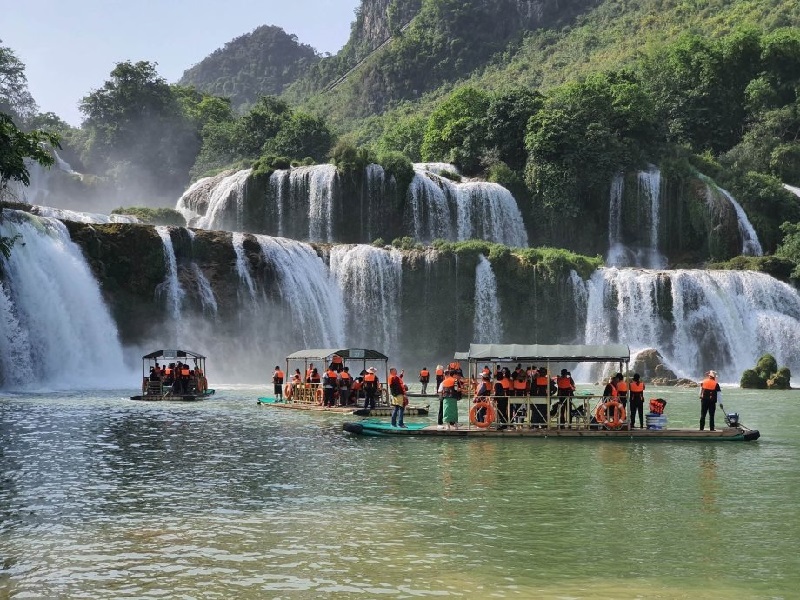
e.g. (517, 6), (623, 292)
(699, 370), (721, 431)
(555, 369), (575, 425)
(389, 367), (407, 427)
(628, 373), (646, 428)
(615, 372), (629, 408)
(322, 367), (339, 407)
(329, 354), (344, 373)
(493, 371), (510, 428)
(419, 367), (431, 395)
(273, 365), (285, 400)
(180, 363), (191, 394)
(534, 368), (549, 397)
(439, 370), (462, 429)
(306, 363), (315, 383)
(363, 368), (379, 410)
(309, 368), (321, 385)
(482, 365), (492, 377)
(473, 372), (492, 423)
(435, 365), (445, 390)
(602, 376), (618, 400)
(338, 366), (353, 406)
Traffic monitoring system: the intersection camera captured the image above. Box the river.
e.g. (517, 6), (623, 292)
(1, 386), (797, 598)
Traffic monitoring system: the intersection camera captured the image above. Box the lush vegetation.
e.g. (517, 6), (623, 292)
(178, 25), (319, 112)
(740, 353), (791, 389)
(110, 206), (185, 226)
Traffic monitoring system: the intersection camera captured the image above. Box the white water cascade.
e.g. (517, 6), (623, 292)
(407, 165), (528, 246)
(0, 210), (126, 389)
(329, 244), (403, 353)
(257, 235), (346, 348)
(607, 168), (666, 268)
(582, 267), (800, 382)
(27, 205), (140, 224)
(177, 169), (250, 231)
(232, 232), (257, 301)
(154, 226), (185, 344)
(702, 176), (763, 256)
(473, 255), (503, 343)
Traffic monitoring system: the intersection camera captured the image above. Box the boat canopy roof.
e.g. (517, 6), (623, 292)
(285, 348), (389, 361)
(466, 343), (630, 363)
(142, 349), (206, 360)
(453, 351), (469, 361)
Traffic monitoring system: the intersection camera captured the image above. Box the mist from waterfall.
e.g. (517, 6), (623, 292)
(473, 255), (503, 343)
(329, 244), (403, 354)
(582, 267), (800, 383)
(0, 210), (127, 390)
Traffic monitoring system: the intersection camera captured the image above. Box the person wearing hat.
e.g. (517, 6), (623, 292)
(363, 367), (379, 410)
(699, 370), (721, 431)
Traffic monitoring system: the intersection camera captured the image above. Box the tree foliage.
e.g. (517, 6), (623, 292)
(0, 41), (37, 123)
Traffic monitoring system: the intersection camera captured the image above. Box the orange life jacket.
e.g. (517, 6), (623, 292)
(556, 375), (573, 391)
(363, 373), (377, 389)
(420, 369), (430, 378)
(164, 368), (172, 376)
(513, 378), (527, 391)
(701, 378), (718, 391)
(616, 381), (628, 393)
(436, 367), (444, 377)
(180, 368), (190, 377)
(331, 355), (343, 364)
(274, 369), (284, 383)
(535, 375), (548, 386)
(629, 381), (644, 393)
(448, 361), (460, 371)
(500, 378), (512, 391)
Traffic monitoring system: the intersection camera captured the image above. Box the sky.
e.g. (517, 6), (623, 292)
(2, 0), (361, 126)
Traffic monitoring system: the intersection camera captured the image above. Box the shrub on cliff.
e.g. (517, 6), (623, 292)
(111, 207), (185, 226)
(377, 150), (414, 198)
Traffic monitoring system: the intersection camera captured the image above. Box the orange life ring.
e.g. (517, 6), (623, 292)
(284, 383), (292, 399)
(314, 388), (323, 405)
(469, 400), (496, 428)
(595, 400), (627, 429)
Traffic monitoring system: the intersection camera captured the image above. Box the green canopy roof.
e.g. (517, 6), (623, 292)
(466, 343), (629, 363)
(285, 348), (388, 361)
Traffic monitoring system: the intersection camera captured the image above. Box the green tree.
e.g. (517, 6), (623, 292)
(265, 111), (332, 162)
(0, 41), (37, 123)
(80, 61), (199, 196)
(484, 88), (543, 171)
(0, 112), (59, 257)
(421, 86), (491, 174)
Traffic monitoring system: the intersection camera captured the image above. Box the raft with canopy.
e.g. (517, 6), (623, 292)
(131, 349), (214, 401)
(342, 343), (759, 441)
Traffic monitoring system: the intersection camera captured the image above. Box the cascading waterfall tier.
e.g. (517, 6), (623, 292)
(582, 267), (800, 382)
(407, 165), (528, 246)
(473, 255), (503, 343)
(176, 163), (528, 246)
(329, 244), (402, 354)
(701, 175), (763, 256)
(0, 210), (126, 390)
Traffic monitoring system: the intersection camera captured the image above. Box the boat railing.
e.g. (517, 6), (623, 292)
(468, 393), (610, 430)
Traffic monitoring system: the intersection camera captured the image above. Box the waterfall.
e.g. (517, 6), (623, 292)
(191, 263), (218, 315)
(582, 267), (800, 382)
(300, 164), (338, 243)
(179, 169), (250, 231)
(407, 165), (528, 245)
(607, 169), (666, 268)
(232, 232), (257, 301)
(28, 204), (140, 224)
(329, 244), (402, 353)
(257, 235), (345, 348)
(154, 226), (185, 344)
(702, 176), (763, 256)
(0, 210), (125, 389)
(473, 255), (503, 343)
(637, 166), (667, 268)
(364, 164), (388, 242)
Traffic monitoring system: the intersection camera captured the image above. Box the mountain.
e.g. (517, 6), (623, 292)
(178, 25), (319, 111)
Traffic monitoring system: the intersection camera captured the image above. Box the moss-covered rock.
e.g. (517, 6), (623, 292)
(741, 354), (791, 389)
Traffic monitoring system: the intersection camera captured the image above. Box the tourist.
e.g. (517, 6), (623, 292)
(629, 373), (645, 428)
(699, 370), (721, 431)
(534, 368), (549, 396)
(602, 375), (618, 400)
(329, 354), (344, 373)
(338, 366), (352, 406)
(273, 365), (284, 401)
(363, 367), (379, 410)
(473, 372), (492, 424)
(556, 368), (575, 425)
(494, 371), (510, 428)
(615, 372), (629, 408)
(389, 367), (407, 428)
(306, 363), (315, 382)
(435, 364), (445, 390)
(309, 367), (321, 385)
(323, 366), (339, 407)
(440, 370), (462, 429)
(419, 367), (430, 395)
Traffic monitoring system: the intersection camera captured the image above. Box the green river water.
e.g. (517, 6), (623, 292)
(1, 385), (798, 599)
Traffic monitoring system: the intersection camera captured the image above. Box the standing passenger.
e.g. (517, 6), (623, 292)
(339, 366), (352, 406)
(615, 372), (629, 409)
(699, 370), (720, 431)
(389, 367), (407, 428)
(363, 368), (379, 410)
(419, 367), (430, 395)
(628, 373), (645, 428)
(440, 370), (462, 429)
(273, 365), (285, 401)
(322, 367), (339, 407)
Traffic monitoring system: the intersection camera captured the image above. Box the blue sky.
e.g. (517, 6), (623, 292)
(2, 0), (361, 126)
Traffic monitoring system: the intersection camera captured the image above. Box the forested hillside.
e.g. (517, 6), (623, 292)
(178, 25), (319, 111)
